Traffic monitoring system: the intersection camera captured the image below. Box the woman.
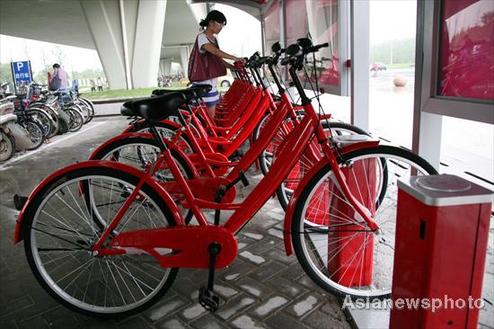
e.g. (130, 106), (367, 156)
(188, 10), (244, 118)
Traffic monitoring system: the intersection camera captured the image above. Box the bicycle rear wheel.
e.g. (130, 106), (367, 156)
(255, 117), (370, 209)
(26, 108), (53, 139)
(66, 107), (84, 132)
(291, 145), (437, 299)
(23, 120), (45, 150)
(23, 166), (178, 317)
(89, 136), (195, 223)
(79, 97), (95, 123)
(0, 131), (15, 162)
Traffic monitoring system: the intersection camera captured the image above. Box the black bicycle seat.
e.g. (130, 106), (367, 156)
(188, 84), (212, 98)
(152, 88), (197, 101)
(121, 92), (187, 120)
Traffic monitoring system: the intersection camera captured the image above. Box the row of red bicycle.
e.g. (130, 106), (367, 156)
(13, 38), (437, 317)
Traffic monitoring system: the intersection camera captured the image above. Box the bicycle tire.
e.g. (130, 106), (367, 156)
(23, 120), (45, 150)
(0, 130), (16, 162)
(291, 145), (437, 300)
(254, 117), (371, 209)
(89, 136), (195, 223)
(23, 166), (178, 317)
(25, 108), (53, 139)
(131, 121), (194, 154)
(66, 107), (84, 132)
(78, 98), (95, 123)
(276, 121), (372, 210)
(73, 102), (90, 124)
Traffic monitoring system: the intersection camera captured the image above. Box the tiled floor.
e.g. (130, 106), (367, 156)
(0, 116), (350, 329)
(0, 114), (492, 329)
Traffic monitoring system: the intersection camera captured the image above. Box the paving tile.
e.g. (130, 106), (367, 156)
(146, 296), (187, 322)
(251, 296), (289, 317)
(264, 276), (307, 299)
(156, 318), (190, 329)
(231, 315), (267, 329)
(286, 294), (323, 318)
(190, 314), (228, 329)
(18, 316), (50, 329)
(118, 316), (153, 329)
(0, 318), (19, 329)
(249, 261), (287, 281)
(236, 276), (274, 299)
(216, 295), (256, 320)
(180, 303), (208, 321)
(303, 309), (352, 329)
(0, 124), (357, 329)
(265, 312), (307, 329)
(239, 251), (266, 265)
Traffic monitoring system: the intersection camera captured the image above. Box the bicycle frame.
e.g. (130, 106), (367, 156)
(88, 63), (380, 269)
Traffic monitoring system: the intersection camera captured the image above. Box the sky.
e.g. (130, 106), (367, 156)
(0, 35), (102, 74)
(369, 0), (417, 44)
(0, 0), (417, 74)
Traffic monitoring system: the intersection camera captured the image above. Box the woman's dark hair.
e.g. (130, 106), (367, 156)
(52, 63), (60, 69)
(199, 10), (226, 28)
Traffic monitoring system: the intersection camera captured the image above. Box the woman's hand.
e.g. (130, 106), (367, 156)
(234, 57), (246, 64)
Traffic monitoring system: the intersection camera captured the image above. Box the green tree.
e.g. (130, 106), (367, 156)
(34, 65), (51, 85)
(0, 63), (13, 83)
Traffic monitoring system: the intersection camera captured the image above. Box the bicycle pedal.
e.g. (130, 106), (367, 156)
(13, 194), (28, 211)
(199, 287), (220, 312)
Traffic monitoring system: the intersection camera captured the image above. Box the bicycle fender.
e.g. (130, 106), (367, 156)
(283, 140), (380, 255)
(13, 160), (184, 244)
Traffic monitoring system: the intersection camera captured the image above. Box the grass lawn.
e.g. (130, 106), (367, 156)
(80, 81), (228, 101)
(81, 82), (188, 101)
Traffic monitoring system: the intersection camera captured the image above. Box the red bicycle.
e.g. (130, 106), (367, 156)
(14, 41), (437, 317)
(88, 44), (367, 213)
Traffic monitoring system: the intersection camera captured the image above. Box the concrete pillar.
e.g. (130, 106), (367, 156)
(80, 0), (167, 89)
(180, 46), (190, 77)
(350, 0), (370, 131)
(130, 0), (167, 88)
(160, 59), (172, 76)
(80, 0), (127, 89)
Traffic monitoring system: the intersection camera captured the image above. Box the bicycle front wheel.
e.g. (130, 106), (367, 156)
(66, 108), (84, 132)
(23, 166), (178, 317)
(291, 145), (437, 299)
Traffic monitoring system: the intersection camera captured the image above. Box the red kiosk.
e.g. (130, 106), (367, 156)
(391, 175), (493, 328)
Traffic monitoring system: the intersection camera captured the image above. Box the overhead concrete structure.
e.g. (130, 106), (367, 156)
(0, 0), (205, 89)
(81, 0), (167, 89)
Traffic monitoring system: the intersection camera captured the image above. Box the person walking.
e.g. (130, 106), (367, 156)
(96, 77), (103, 92)
(188, 10), (244, 118)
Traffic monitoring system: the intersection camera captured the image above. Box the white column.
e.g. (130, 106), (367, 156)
(131, 0), (167, 88)
(180, 46), (190, 78)
(80, 0), (167, 90)
(80, 0), (127, 89)
(350, 0), (370, 131)
(160, 59), (172, 76)
(417, 112), (443, 170)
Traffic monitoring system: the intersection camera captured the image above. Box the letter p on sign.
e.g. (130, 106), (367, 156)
(16, 62), (24, 71)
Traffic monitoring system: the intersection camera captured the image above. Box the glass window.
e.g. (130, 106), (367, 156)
(264, 0), (280, 51)
(283, 0), (340, 90)
(437, 0), (494, 101)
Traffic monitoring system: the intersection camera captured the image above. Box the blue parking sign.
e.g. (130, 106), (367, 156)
(11, 61), (33, 87)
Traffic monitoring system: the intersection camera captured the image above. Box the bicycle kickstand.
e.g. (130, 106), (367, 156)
(199, 243), (222, 312)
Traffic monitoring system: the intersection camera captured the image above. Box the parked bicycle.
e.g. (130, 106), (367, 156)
(13, 40), (437, 318)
